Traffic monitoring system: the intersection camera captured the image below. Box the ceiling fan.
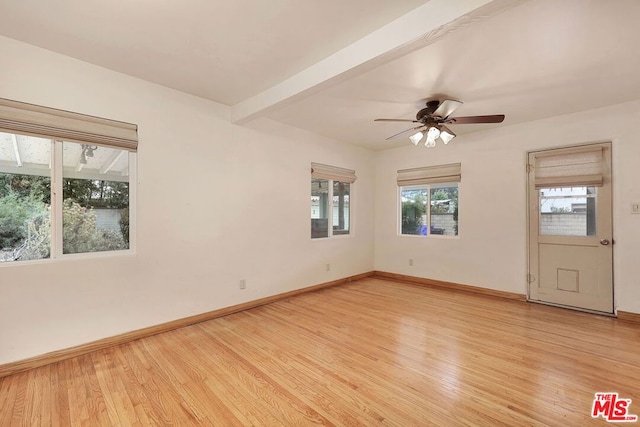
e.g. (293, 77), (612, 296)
(374, 99), (505, 147)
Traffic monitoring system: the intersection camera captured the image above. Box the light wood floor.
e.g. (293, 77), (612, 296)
(1, 278), (639, 426)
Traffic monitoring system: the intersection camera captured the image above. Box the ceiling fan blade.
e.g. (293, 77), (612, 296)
(374, 118), (418, 123)
(385, 125), (425, 140)
(448, 114), (505, 124)
(440, 125), (456, 137)
(433, 99), (463, 119)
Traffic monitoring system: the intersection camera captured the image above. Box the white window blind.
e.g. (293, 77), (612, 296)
(0, 97), (138, 151)
(311, 162), (357, 183)
(534, 145), (604, 188)
(397, 163), (461, 186)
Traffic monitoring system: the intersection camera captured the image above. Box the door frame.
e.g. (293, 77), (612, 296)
(526, 141), (615, 315)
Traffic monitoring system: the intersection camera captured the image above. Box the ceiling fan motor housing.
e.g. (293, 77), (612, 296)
(416, 100), (442, 122)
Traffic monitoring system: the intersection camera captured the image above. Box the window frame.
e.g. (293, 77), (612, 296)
(398, 182), (459, 238)
(310, 162), (356, 240)
(55, 139), (137, 259)
(0, 140), (136, 266)
(311, 177), (352, 239)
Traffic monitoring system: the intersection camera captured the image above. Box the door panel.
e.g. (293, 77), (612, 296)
(528, 143), (613, 313)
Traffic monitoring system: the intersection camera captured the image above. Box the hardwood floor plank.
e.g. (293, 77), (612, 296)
(236, 306), (449, 424)
(201, 329), (331, 425)
(0, 374), (17, 425)
(211, 317), (375, 426)
(9, 372), (28, 425)
(1, 277), (639, 425)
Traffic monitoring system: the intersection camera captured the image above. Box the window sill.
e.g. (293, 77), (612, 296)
(398, 233), (460, 240)
(0, 248), (136, 267)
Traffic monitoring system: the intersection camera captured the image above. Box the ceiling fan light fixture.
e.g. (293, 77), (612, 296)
(428, 126), (440, 139)
(439, 129), (455, 144)
(424, 126), (439, 147)
(409, 131), (424, 145)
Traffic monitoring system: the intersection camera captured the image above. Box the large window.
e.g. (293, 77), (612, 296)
(311, 163), (356, 239)
(397, 163), (460, 237)
(0, 98), (137, 263)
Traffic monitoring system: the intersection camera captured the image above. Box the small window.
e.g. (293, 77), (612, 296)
(0, 98), (137, 263)
(400, 183), (459, 236)
(539, 186), (596, 236)
(397, 163), (461, 237)
(310, 163), (356, 239)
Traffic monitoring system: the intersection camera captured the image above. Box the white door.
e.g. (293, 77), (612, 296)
(528, 143), (613, 313)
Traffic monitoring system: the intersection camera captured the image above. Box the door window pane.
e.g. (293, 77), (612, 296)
(0, 133), (51, 262)
(539, 187), (596, 236)
(62, 141), (129, 254)
(311, 178), (329, 238)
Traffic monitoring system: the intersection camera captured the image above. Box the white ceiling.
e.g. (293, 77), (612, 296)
(0, 0), (426, 105)
(1, 0), (640, 151)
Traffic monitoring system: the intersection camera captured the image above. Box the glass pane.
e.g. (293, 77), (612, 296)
(430, 183), (459, 236)
(0, 132), (51, 262)
(401, 187), (427, 235)
(539, 187), (596, 236)
(311, 178), (329, 238)
(332, 181), (350, 235)
(62, 141), (129, 254)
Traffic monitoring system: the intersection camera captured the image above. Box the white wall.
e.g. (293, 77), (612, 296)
(2, 33), (638, 366)
(0, 36), (375, 364)
(375, 100), (640, 314)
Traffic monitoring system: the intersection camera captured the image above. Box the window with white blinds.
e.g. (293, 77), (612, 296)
(311, 162), (357, 183)
(397, 163), (461, 237)
(0, 97), (138, 151)
(533, 145), (604, 188)
(0, 98), (136, 263)
(397, 163), (461, 186)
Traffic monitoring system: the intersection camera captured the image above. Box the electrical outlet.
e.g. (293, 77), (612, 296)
(325, 263), (330, 272)
(239, 279), (246, 290)
(409, 258), (414, 266)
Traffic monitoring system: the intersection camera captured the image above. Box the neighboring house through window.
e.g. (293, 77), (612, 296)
(311, 162), (356, 239)
(398, 163), (460, 236)
(0, 98), (137, 263)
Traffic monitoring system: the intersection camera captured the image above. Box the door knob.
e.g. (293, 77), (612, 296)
(600, 239), (610, 246)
